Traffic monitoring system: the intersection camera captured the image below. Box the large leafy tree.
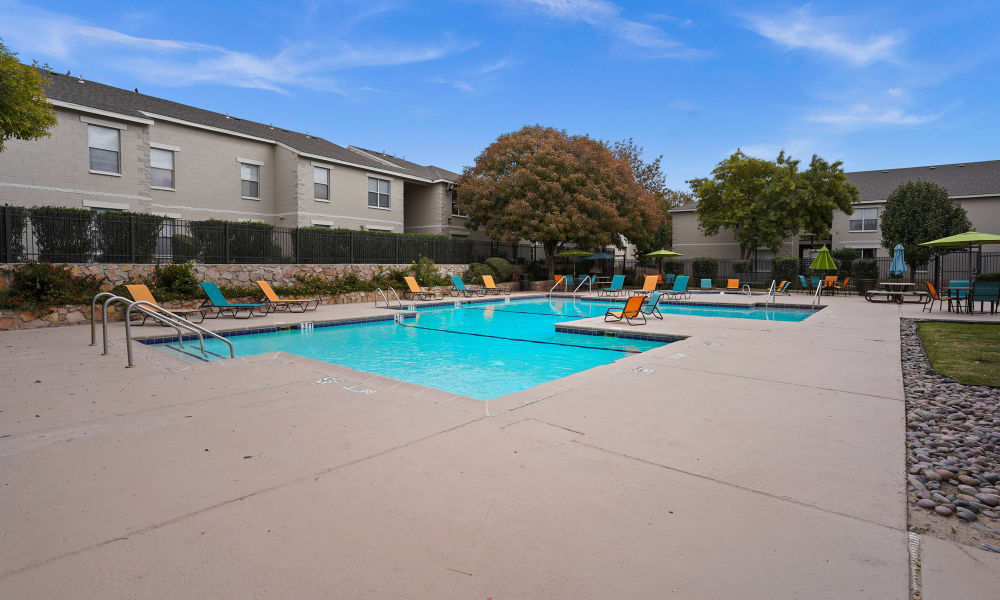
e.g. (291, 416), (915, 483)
(689, 151), (858, 259)
(0, 39), (57, 152)
(457, 125), (664, 279)
(880, 181), (971, 272)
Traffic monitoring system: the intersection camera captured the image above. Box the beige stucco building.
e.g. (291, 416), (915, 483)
(0, 71), (484, 239)
(670, 160), (1000, 260)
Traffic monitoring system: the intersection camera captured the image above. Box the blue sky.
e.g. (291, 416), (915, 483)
(3, 0), (998, 187)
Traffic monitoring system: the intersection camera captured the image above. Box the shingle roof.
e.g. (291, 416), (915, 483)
(846, 160), (1000, 202)
(42, 71), (458, 183)
(347, 147), (460, 181)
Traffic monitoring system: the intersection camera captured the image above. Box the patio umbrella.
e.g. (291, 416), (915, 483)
(889, 243), (908, 276)
(920, 231), (1000, 280)
(808, 245), (837, 271)
(645, 249), (683, 276)
(585, 252), (615, 260)
(554, 249), (593, 277)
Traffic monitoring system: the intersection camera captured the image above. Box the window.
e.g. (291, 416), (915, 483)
(88, 125), (120, 174)
(849, 207), (878, 232)
(150, 148), (174, 189)
(240, 163), (260, 198)
(314, 166), (330, 201)
(368, 177), (390, 208)
(860, 248), (877, 259)
(450, 190), (466, 217)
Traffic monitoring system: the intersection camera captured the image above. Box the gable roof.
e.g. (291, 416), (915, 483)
(347, 147), (460, 182)
(847, 160), (1000, 202)
(41, 71), (458, 183)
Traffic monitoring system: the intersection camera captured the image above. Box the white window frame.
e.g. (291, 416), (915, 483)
(240, 162), (260, 200)
(450, 189), (466, 217)
(313, 166), (330, 202)
(88, 124), (121, 176)
(367, 176), (391, 210)
(849, 207), (878, 232)
(150, 148), (175, 190)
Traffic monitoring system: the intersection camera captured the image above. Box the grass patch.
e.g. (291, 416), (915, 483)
(916, 322), (1000, 386)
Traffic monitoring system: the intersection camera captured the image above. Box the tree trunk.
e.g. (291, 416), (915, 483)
(544, 241), (557, 281)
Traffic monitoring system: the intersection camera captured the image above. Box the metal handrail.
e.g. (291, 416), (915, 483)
(764, 280), (776, 307)
(90, 291), (117, 346)
(548, 278), (565, 297)
(374, 287), (403, 309)
(811, 279), (825, 308)
(125, 301), (234, 368)
(572, 275), (592, 297)
(100, 295), (185, 356)
(742, 284), (752, 297)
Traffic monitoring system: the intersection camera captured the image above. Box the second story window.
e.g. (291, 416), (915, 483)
(368, 177), (390, 209)
(240, 163), (260, 199)
(314, 167), (330, 201)
(88, 125), (120, 174)
(150, 149), (174, 189)
(849, 207), (878, 232)
(450, 189), (466, 217)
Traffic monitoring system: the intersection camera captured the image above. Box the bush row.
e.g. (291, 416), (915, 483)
(462, 257), (514, 284)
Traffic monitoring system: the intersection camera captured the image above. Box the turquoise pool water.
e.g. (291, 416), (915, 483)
(151, 298), (815, 400)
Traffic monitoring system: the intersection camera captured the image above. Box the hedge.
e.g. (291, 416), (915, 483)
(485, 257), (514, 282)
(29, 206), (94, 262)
(691, 257), (718, 283)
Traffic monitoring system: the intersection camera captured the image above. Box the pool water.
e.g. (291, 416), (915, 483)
(152, 298), (815, 400)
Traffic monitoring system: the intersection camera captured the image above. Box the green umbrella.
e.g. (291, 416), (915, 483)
(554, 249), (592, 278)
(645, 249), (683, 257)
(920, 231), (1000, 279)
(809, 245), (838, 270)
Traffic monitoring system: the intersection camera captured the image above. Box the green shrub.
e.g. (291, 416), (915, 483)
(154, 263), (200, 297)
(411, 255), (450, 287)
(0, 262), (104, 309)
(371, 265), (409, 288)
(484, 257), (514, 282)
(171, 234), (199, 263)
(29, 206), (94, 262)
(976, 272), (1000, 282)
(93, 212), (162, 263)
(691, 257), (718, 283)
(830, 248), (860, 277)
(2, 206), (27, 262)
(524, 260), (546, 281)
(294, 226), (348, 263)
(771, 256), (799, 284)
(463, 263), (494, 285)
(188, 219), (279, 263)
(661, 259), (684, 275)
(853, 258), (879, 280)
(732, 259), (751, 274)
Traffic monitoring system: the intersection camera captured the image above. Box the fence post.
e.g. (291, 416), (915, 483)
(349, 230), (355, 263)
(395, 235), (399, 264)
(292, 227), (299, 263)
(224, 221), (230, 263)
(1, 205), (8, 263)
(129, 215), (137, 263)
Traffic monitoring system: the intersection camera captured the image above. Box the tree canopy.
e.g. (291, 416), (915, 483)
(0, 39), (57, 153)
(688, 150), (858, 259)
(880, 181), (971, 271)
(456, 125), (665, 278)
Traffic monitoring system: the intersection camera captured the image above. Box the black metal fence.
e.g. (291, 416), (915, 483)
(0, 206), (541, 265)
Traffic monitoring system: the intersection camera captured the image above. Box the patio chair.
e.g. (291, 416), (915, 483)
(598, 274), (626, 297)
(631, 275), (659, 296)
(481, 274), (511, 296)
(604, 295), (646, 326)
(451, 275), (486, 297)
(726, 279), (740, 290)
(798, 275), (809, 293)
(922, 282), (954, 313)
(832, 277), (851, 296)
(700, 278), (712, 290)
(663, 274), (676, 287)
(665, 275), (691, 300)
(199, 282), (270, 319)
(971, 281), (1000, 315)
(774, 281), (791, 295)
(255, 280), (319, 312)
(640, 291), (665, 319)
(125, 284), (206, 325)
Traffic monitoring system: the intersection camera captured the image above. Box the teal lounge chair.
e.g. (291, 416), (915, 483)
(451, 275), (486, 297)
(700, 278), (712, 290)
(798, 275), (808, 293)
(666, 275), (690, 300)
(775, 281), (792, 295)
(640, 291), (665, 319)
(199, 282), (270, 319)
(971, 281), (1000, 314)
(598, 274), (626, 297)
(663, 274), (676, 287)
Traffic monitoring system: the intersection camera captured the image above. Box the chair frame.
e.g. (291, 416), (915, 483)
(199, 282), (271, 319)
(604, 296), (647, 326)
(255, 281), (319, 313)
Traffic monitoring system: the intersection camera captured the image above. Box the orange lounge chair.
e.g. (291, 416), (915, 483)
(482, 274), (511, 296)
(403, 276), (442, 301)
(832, 277), (851, 295)
(125, 284), (206, 325)
(604, 295), (647, 325)
(632, 275), (658, 296)
(727, 279), (739, 290)
(256, 280), (319, 312)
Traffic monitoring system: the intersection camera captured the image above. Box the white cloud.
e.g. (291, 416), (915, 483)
(743, 6), (904, 65)
(809, 104), (939, 128)
(428, 77), (477, 94)
(646, 13), (693, 28)
(0, 1), (472, 93)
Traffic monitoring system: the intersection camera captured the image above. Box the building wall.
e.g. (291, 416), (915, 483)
(960, 196), (1000, 235)
(831, 203), (885, 256)
(296, 159), (404, 232)
(670, 210), (742, 259)
(403, 182), (442, 233)
(0, 107), (150, 210)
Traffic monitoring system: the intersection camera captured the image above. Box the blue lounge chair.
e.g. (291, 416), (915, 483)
(666, 275), (690, 300)
(199, 281), (270, 319)
(451, 275), (486, 297)
(640, 291), (665, 319)
(700, 278), (712, 290)
(663, 274), (676, 287)
(798, 275), (808, 293)
(598, 274), (626, 297)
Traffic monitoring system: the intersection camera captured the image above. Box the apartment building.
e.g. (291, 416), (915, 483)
(0, 71), (483, 238)
(670, 160), (1000, 259)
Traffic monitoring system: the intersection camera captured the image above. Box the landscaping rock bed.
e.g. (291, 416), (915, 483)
(902, 319), (1000, 547)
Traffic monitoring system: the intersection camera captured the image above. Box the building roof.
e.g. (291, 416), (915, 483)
(42, 71), (459, 183)
(347, 147), (460, 182)
(846, 160), (1000, 202)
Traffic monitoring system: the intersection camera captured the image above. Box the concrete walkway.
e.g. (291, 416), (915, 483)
(0, 292), (996, 598)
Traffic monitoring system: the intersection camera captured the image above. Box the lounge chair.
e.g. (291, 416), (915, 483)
(665, 275), (691, 299)
(255, 280), (319, 312)
(598, 274), (626, 297)
(604, 295), (646, 326)
(481, 274), (511, 296)
(798, 275), (809, 293)
(404, 276), (442, 301)
(774, 281), (791, 295)
(451, 275), (486, 297)
(663, 274), (676, 287)
(727, 279), (739, 290)
(199, 282), (270, 319)
(700, 278), (712, 290)
(631, 275), (658, 296)
(922, 282), (954, 313)
(125, 284), (206, 325)
(832, 277), (851, 296)
(971, 281), (1000, 315)
(640, 291), (665, 319)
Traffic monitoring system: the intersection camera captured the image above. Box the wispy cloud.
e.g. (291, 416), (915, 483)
(502, 0), (707, 59)
(805, 88), (951, 130)
(0, 1), (472, 93)
(428, 76), (477, 94)
(429, 57), (516, 95)
(646, 13), (693, 28)
(743, 6), (904, 65)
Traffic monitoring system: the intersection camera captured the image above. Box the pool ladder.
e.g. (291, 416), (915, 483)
(89, 292), (235, 368)
(572, 275), (592, 298)
(763, 280), (776, 308)
(374, 287), (402, 309)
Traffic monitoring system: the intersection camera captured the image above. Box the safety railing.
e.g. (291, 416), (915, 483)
(374, 287), (402, 309)
(811, 279), (825, 308)
(572, 275), (592, 297)
(548, 277), (569, 297)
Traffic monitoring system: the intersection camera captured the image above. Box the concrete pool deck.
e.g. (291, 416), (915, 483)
(1, 292), (998, 598)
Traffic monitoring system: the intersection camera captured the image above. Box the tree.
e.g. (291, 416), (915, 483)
(0, 39), (57, 152)
(880, 181), (971, 273)
(688, 150), (858, 260)
(456, 125), (664, 279)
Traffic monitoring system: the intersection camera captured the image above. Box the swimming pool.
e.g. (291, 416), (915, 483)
(145, 298), (816, 400)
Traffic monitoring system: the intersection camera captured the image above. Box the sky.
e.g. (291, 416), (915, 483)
(3, 0), (998, 188)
